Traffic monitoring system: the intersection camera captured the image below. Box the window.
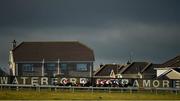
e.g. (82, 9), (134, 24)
(23, 64), (33, 72)
(61, 64), (67, 72)
(46, 63), (56, 71)
(76, 64), (88, 71)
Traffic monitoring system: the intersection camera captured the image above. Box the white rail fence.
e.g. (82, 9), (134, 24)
(0, 84), (179, 95)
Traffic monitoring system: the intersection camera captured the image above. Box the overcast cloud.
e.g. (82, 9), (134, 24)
(0, 0), (180, 71)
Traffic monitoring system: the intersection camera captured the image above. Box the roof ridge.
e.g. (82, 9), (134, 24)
(13, 41), (80, 51)
(141, 63), (152, 73)
(76, 41), (94, 52)
(94, 65), (106, 76)
(167, 60), (180, 67)
(23, 41), (79, 43)
(133, 61), (149, 63)
(12, 42), (24, 51)
(119, 63), (134, 74)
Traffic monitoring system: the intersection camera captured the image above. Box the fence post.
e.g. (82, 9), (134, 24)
(16, 86), (19, 91)
(49, 87), (51, 91)
(69, 87), (71, 92)
(72, 87), (74, 93)
(130, 88), (132, 94)
(38, 86), (41, 92)
(91, 87), (93, 93)
(108, 87), (111, 93)
(121, 88), (123, 93)
(55, 87), (57, 92)
(155, 88), (157, 95)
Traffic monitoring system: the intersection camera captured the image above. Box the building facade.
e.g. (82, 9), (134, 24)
(94, 62), (160, 79)
(155, 55), (180, 79)
(94, 55), (180, 80)
(9, 41), (95, 77)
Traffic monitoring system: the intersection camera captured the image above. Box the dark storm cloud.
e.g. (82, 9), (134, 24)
(0, 0), (180, 71)
(0, 0), (179, 28)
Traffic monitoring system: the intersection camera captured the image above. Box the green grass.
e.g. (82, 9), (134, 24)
(0, 90), (180, 100)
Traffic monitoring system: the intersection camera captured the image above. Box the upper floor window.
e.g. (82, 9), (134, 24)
(23, 64), (33, 72)
(46, 63), (56, 71)
(76, 64), (88, 72)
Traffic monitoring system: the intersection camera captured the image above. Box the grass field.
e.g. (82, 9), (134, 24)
(0, 90), (180, 100)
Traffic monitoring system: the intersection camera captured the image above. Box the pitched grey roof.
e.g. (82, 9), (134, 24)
(119, 62), (149, 74)
(141, 64), (160, 74)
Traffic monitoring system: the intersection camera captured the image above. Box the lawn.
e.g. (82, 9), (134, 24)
(0, 90), (180, 100)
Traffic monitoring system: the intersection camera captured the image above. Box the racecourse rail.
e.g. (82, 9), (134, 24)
(0, 84), (179, 94)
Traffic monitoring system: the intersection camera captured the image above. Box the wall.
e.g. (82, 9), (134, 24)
(17, 62), (93, 77)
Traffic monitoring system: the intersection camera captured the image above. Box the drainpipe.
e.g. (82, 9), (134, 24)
(57, 58), (60, 75)
(42, 59), (45, 76)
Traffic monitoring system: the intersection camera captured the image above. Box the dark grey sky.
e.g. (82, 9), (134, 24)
(0, 0), (180, 71)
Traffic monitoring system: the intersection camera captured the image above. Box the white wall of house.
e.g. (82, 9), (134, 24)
(166, 70), (180, 79)
(9, 51), (15, 76)
(156, 69), (168, 77)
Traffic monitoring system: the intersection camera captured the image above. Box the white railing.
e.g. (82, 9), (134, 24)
(0, 84), (179, 94)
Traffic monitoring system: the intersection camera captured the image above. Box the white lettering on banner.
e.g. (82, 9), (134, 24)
(121, 79), (129, 85)
(51, 78), (58, 85)
(163, 80), (169, 88)
(70, 78), (77, 84)
(31, 77), (39, 85)
(133, 80), (139, 87)
(153, 80), (160, 87)
(61, 78), (68, 85)
(0, 77), (8, 84)
(96, 79), (100, 85)
(143, 80), (151, 87)
(12, 77), (19, 84)
(0, 76), (179, 89)
(21, 77), (28, 85)
(80, 78), (87, 84)
(41, 77), (48, 85)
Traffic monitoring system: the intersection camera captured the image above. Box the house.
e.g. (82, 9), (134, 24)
(94, 62), (159, 79)
(155, 55), (180, 79)
(155, 67), (180, 79)
(9, 41), (95, 77)
(94, 64), (124, 78)
(161, 55), (180, 68)
(140, 63), (160, 79)
(116, 62), (159, 79)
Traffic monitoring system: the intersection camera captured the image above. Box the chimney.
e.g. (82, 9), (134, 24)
(127, 61), (131, 65)
(12, 40), (17, 49)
